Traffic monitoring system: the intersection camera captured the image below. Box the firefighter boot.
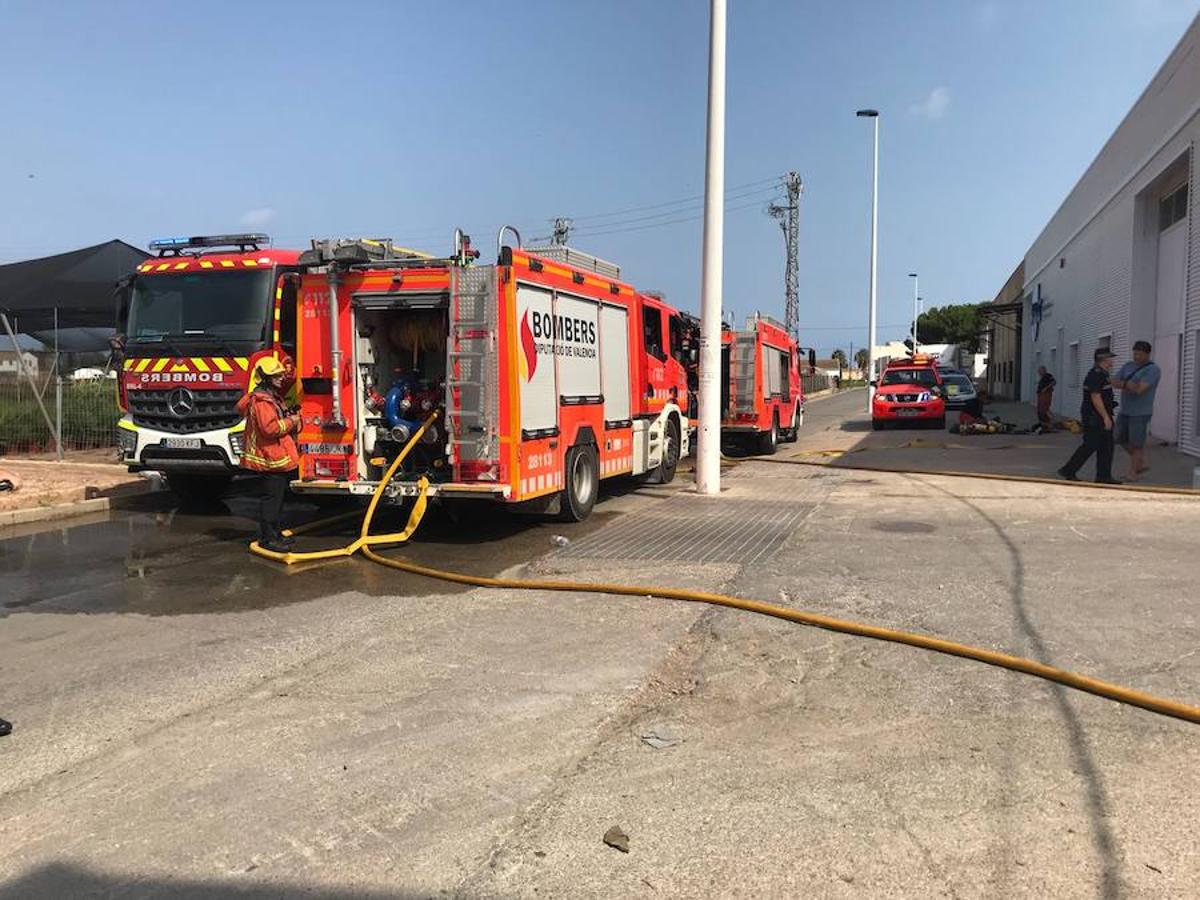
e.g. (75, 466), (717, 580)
(258, 526), (294, 552)
(271, 527), (296, 549)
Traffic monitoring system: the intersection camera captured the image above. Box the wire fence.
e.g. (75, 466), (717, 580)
(0, 373), (119, 455)
(802, 372), (834, 396)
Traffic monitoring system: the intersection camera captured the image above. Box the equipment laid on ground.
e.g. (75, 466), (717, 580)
(286, 230), (691, 521)
(716, 314), (804, 454)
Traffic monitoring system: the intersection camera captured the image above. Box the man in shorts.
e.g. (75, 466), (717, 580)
(1110, 340), (1161, 481)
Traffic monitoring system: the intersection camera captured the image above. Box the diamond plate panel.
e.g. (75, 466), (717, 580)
(555, 498), (813, 565)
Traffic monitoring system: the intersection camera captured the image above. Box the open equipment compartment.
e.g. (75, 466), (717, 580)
(352, 292), (449, 482)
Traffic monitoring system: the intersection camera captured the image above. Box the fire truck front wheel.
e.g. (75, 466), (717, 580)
(560, 444), (599, 522)
(656, 416), (681, 484)
(757, 414), (779, 455)
(782, 407), (800, 442)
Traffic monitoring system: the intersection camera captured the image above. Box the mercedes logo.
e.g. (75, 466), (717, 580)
(167, 388), (196, 418)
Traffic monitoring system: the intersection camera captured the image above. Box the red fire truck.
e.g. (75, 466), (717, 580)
(117, 234), (305, 501)
(287, 231), (690, 521)
(718, 314), (804, 454)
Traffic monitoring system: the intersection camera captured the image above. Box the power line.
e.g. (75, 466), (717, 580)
(569, 175), (780, 222)
(569, 184), (780, 233)
(224, 173), (791, 253)
(571, 197), (771, 238)
(797, 322), (910, 331)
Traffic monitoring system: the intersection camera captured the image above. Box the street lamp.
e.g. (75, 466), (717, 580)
(856, 109), (879, 407)
(908, 272), (919, 357)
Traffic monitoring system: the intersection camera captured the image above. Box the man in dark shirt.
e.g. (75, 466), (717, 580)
(1058, 348), (1119, 484)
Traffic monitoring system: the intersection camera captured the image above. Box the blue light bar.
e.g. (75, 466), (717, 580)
(148, 233), (271, 252)
(148, 236), (192, 249)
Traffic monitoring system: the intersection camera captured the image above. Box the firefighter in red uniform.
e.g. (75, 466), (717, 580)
(237, 357), (301, 552)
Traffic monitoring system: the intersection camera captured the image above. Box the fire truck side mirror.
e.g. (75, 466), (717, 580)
(113, 275), (134, 331)
(808, 348), (817, 371)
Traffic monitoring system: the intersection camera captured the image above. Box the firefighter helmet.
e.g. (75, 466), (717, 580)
(252, 357), (287, 384)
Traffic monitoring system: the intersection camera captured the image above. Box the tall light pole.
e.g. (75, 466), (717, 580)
(856, 109), (879, 407)
(908, 272), (919, 356)
(696, 0), (726, 496)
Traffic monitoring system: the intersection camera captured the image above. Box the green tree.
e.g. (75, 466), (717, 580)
(915, 303), (984, 352)
(831, 348), (847, 367)
(854, 347), (869, 370)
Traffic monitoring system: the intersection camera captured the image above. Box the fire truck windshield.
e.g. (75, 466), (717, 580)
(127, 270), (272, 350)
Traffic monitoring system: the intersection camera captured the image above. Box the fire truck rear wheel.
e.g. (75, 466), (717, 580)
(560, 444), (599, 522)
(757, 415), (779, 455)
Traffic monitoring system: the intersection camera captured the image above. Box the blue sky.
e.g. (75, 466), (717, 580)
(1, 0), (1196, 352)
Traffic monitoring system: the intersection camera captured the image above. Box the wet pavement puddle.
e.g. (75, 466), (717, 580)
(0, 490), (620, 616)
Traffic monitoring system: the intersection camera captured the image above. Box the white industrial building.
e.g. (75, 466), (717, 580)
(1015, 14), (1200, 455)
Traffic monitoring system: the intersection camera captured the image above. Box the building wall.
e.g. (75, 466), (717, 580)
(1020, 15), (1200, 455)
(985, 262), (1023, 400)
(985, 309), (1021, 399)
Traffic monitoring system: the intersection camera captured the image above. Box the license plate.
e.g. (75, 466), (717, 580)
(300, 442), (353, 454)
(162, 437), (202, 449)
(895, 409), (921, 417)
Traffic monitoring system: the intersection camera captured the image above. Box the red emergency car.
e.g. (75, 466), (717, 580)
(872, 355), (946, 430)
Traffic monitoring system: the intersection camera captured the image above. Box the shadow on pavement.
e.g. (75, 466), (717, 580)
(839, 419), (874, 432)
(0, 863), (419, 900)
(918, 477), (1122, 899)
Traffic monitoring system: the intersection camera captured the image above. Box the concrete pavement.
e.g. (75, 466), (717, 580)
(824, 390), (1200, 489)
(2, 388), (1198, 897)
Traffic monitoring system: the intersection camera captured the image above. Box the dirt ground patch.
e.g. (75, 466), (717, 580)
(0, 458), (143, 512)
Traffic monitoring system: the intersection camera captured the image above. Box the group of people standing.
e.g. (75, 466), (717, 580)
(1056, 341), (1161, 484)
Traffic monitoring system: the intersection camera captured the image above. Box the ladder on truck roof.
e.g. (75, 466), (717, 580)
(524, 245), (621, 280)
(298, 237), (437, 269)
(748, 312), (789, 333)
(444, 265), (500, 479)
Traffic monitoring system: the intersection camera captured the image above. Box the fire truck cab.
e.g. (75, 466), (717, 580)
(719, 314), (804, 454)
(288, 231), (690, 522)
(117, 234), (304, 500)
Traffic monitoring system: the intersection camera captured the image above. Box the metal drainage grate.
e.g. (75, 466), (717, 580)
(556, 499), (813, 565)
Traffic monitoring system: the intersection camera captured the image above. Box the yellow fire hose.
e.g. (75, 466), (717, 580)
(248, 414), (438, 564)
(250, 414), (1200, 726)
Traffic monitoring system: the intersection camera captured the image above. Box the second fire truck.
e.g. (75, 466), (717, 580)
(718, 313), (804, 454)
(286, 230), (691, 521)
